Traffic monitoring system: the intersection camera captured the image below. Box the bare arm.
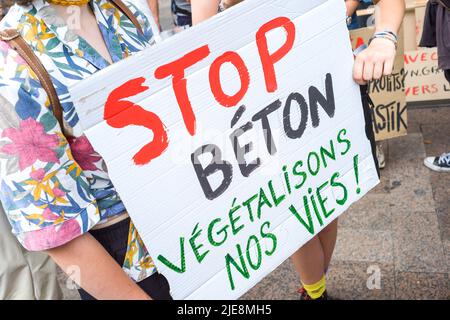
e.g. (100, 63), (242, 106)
(47, 233), (151, 300)
(191, 0), (221, 25)
(147, 0), (160, 28)
(353, 0), (405, 84)
(373, 0), (404, 34)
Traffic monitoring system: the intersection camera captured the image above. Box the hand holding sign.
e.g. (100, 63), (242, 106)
(353, 37), (397, 84)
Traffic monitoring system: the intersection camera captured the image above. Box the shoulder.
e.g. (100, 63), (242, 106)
(0, 38), (45, 116)
(0, 2), (29, 30)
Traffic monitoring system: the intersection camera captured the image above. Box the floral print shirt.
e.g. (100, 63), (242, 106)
(0, 0), (157, 282)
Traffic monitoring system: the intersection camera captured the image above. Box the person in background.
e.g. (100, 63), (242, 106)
(0, 0), (64, 300)
(191, 0), (405, 300)
(421, 0), (450, 172)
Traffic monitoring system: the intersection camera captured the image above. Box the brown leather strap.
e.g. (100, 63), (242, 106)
(110, 0), (144, 35)
(0, 29), (65, 134)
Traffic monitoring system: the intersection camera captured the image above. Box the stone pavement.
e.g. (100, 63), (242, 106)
(58, 2), (449, 300)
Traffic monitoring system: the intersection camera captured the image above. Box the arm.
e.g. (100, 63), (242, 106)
(47, 233), (151, 300)
(345, 0), (360, 16)
(147, 0), (160, 29)
(373, 0), (404, 34)
(353, 0), (405, 84)
(191, 0), (220, 25)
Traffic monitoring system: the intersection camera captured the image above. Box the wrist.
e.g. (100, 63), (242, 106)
(369, 37), (397, 52)
(369, 31), (398, 50)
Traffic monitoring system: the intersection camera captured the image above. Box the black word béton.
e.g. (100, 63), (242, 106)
(191, 73), (336, 201)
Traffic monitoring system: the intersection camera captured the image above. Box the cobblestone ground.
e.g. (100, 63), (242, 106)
(58, 1), (449, 300)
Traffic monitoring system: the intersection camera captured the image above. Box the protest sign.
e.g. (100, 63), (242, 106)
(350, 27), (407, 141)
(405, 48), (450, 103)
(70, 0), (379, 299)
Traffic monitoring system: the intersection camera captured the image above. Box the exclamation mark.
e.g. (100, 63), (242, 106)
(354, 154), (361, 194)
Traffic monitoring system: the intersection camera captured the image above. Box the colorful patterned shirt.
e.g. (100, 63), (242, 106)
(0, 0), (157, 282)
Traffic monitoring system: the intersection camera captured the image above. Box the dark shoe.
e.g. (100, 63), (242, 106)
(298, 287), (308, 300)
(298, 287), (328, 300)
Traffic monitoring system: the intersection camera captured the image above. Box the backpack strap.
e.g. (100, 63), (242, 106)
(110, 0), (144, 35)
(0, 29), (65, 134)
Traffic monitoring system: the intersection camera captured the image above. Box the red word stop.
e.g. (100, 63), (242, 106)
(104, 16), (296, 165)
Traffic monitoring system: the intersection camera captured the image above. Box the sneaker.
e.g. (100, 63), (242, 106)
(298, 287), (308, 299)
(298, 287), (328, 300)
(376, 143), (386, 169)
(424, 153), (450, 172)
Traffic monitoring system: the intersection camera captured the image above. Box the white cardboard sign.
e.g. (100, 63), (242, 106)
(70, 0), (379, 300)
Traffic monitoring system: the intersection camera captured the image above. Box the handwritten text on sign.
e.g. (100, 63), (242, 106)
(70, 0), (379, 299)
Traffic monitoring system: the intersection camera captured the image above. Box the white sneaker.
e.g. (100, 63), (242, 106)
(424, 153), (450, 172)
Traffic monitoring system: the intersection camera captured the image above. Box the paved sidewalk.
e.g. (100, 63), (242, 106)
(242, 106), (450, 300)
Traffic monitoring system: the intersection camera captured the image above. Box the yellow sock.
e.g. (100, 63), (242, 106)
(302, 275), (326, 299)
